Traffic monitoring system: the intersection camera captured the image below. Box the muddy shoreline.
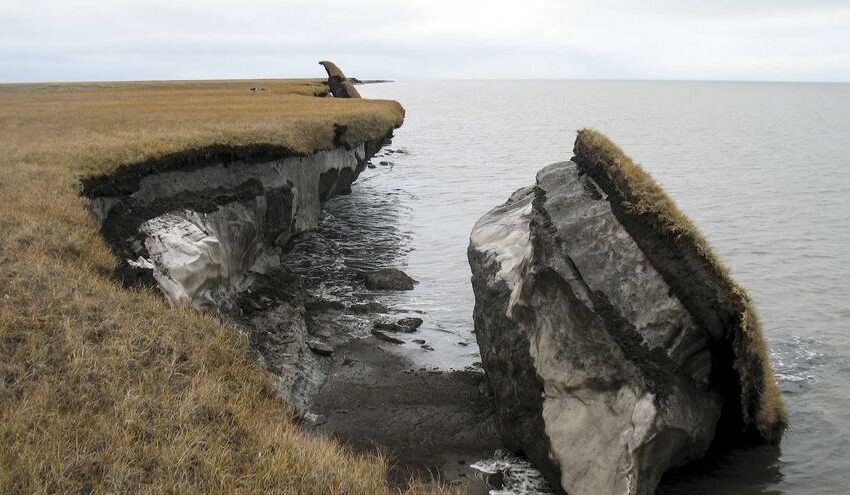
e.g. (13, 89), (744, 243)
(86, 133), (527, 492)
(232, 252), (503, 490)
(307, 337), (499, 491)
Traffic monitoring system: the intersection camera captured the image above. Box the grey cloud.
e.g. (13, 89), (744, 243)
(1, 0), (848, 82)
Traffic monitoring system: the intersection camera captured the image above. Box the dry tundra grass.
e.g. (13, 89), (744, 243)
(0, 79), (459, 494)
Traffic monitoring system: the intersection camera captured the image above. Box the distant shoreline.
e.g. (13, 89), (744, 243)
(350, 78), (393, 85)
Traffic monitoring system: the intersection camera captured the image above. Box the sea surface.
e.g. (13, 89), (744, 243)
(290, 80), (850, 494)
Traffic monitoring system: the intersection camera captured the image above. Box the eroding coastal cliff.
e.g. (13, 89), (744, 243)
(468, 130), (786, 494)
(84, 140), (387, 309)
(80, 68), (403, 414)
(0, 69), (427, 493)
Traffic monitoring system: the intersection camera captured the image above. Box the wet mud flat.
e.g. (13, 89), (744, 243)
(307, 336), (500, 490)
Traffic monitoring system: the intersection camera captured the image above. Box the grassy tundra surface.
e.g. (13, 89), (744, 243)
(0, 79), (451, 494)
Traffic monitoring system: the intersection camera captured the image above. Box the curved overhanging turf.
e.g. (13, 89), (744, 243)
(572, 129), (787, 444)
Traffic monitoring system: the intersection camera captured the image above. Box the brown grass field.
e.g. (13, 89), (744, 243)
(0, 79), (460, 494)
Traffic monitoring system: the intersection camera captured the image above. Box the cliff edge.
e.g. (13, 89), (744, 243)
(0, 76), (408, 493)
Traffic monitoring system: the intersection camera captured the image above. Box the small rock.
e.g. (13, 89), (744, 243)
(475, 468), (505, 489)
(396, 317), (423, 332)
(421, 345), (435, 351)
(373, 321), (398, 332)
(413, 339), (426, 345)
(364, 268), (417, 291)
(457, 342), (468, 347)
(307, 340), (333, 356)
(303, 411), (327, 426)
(379, 161), (389, 166)
(371, 329), (404, 344)
(305, 298), (345, 312)
(472, 361), (483, 368)
(367, 163), (377, 169)
(350, 302), (389, 314)
(375, 317), (423, 333)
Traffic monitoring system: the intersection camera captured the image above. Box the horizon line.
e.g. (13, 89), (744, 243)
(2, 76), (849, 86)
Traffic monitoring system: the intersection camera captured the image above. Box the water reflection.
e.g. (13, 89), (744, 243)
(659, 445), (783, 494)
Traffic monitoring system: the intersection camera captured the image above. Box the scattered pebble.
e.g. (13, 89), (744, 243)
(421, 345), (435, 351)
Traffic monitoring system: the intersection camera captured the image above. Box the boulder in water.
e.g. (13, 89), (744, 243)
(364, 268), (417, 291)
(374, 317), (423, 333)
(468, 129), (787, 494)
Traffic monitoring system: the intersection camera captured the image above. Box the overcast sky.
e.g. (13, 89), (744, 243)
(2, 0), (849, 83)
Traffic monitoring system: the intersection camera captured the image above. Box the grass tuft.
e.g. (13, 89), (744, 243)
(573, 129), (787, 443)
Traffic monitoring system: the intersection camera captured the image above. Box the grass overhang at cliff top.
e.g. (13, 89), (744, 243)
(0, 79), (454, 494)
(7, 79), (404, 183)
(572, 129), (787, 444)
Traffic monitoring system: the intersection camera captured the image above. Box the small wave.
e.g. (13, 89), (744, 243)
(470, 450), (555, 495)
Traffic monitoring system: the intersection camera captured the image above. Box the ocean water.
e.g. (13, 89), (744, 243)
(297, 80), (850, 493)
